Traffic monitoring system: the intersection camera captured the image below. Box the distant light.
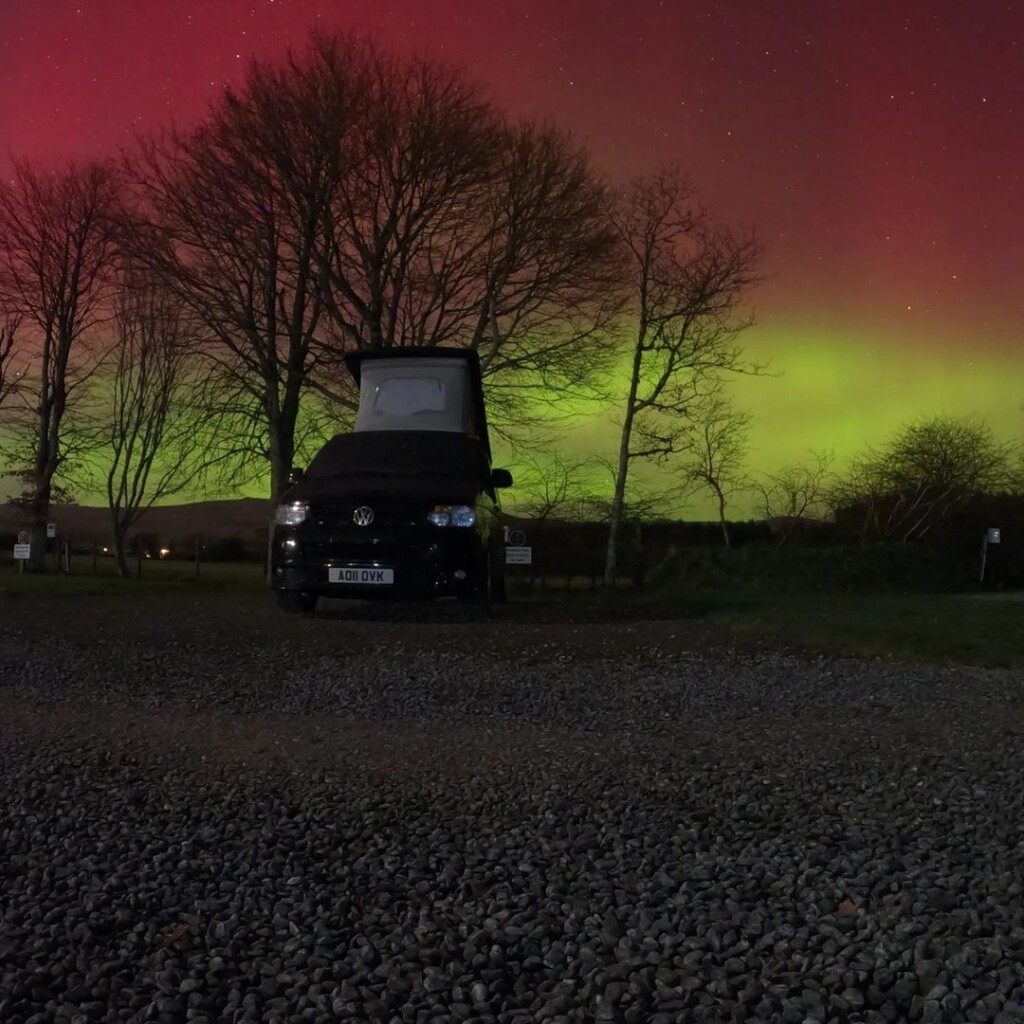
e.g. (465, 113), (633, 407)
(159, 547), (171, 558)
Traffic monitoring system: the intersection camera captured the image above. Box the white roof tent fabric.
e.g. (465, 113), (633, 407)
(344, 348), (492, 462)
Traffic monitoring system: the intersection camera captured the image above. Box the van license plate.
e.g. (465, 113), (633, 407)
(329, 567), (394, 585)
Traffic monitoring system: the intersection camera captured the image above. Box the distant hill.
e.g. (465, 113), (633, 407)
(0, 498), (272, 546)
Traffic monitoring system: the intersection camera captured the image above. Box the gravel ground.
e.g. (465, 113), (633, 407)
(3, 592), (1024, 1024)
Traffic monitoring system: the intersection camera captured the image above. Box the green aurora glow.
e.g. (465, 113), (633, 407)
(517, 322), (1022, 521)
(2, 322), (1019, 522)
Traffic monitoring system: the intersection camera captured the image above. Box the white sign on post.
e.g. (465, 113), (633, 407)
(46, 523), (57, 538)
(13, 544), (31, 560)
(505, 546), (532, 565)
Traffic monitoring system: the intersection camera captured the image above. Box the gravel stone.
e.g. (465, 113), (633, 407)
(3, 593), (1024, 1024)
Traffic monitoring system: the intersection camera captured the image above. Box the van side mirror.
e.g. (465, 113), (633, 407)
(287, 467), (305, 486)
(491, 468), (513, 489)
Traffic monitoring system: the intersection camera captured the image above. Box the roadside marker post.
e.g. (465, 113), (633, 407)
(14, 530), (29, 574)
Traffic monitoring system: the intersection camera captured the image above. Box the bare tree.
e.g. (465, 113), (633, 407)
(314, 39), (622, 436)
(512, 453), (593, 523)
(125, 32), (620, 505)
(314, 39), (497, 358)
(104, 266), (203, 577)
(0, 315), (23, 411)
(0, 161), (120, 566)
(755, 450), (833, 544)
(123, 34), (361, 503)
(586, 454), (684, 589)
(470, 121), (623, 429)
(830, 416), (1019, 543)
(681, 391), (751, 546)
(604, 169), (760, 585)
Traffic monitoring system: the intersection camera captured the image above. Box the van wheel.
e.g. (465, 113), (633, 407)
(276, 590), (318, 614)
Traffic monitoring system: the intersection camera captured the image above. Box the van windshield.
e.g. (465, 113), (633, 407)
(306, 431), (490, 481)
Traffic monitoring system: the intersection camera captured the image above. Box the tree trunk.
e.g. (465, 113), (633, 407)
(713, 483), (731, 547)
(269, 451), (288, 506)
(267, 402), (300, 501)
(604, 342), (644, 588)
(28, 348), (64, 573)
(26, 522), (48, 573)
(27, 459), (52, 572)
(112, 529), (132, 579)
(266, 423), (294, 585)
(111, 508), (130, 578)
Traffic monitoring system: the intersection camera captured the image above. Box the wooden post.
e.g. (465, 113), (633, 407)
(136, 537), (143, 579)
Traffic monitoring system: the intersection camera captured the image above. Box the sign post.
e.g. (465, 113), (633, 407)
(980, 526), (1002, 586)
(13, 529), (29, 574)
(13, 540), (30, 574)
(505, 528), (533, 597)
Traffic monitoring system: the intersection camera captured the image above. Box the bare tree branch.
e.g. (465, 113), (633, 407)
(0, 160), (120, 564)
(314, 40), (623, 441)
(0, 315), (24, 412)
(604, 168), (762, 584)
(679, 390), (751, 546)
(102, 264), (206, 576)
(120, 32), (356, 502)
(123, 32), (620, 503)
(755, 450), (833, 545)
(511, 454), (594, 523)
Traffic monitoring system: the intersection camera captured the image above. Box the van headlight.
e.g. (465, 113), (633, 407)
(427, 504), (476, 527)
(275, 501), (309, 526)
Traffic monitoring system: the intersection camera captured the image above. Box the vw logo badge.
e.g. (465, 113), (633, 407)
(352, 506), (374, 527)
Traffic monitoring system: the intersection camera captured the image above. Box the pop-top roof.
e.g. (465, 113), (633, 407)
(344, 347), (491, 461)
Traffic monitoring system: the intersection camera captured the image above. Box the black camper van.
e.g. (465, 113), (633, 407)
(269, 348), (513, 613)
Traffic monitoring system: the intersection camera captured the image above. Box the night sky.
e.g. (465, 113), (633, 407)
(2, 0), (1022, 506)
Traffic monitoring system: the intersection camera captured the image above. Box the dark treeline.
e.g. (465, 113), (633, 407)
(0, 31), (1020, 583)
(0, 30), (761, 579)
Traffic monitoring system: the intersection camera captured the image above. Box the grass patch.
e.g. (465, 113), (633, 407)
(672, 590), (1023, 668)
(0, 558), (265, 596)
(512, 579), (1023, 668)
(3, 557), (1020, 669)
